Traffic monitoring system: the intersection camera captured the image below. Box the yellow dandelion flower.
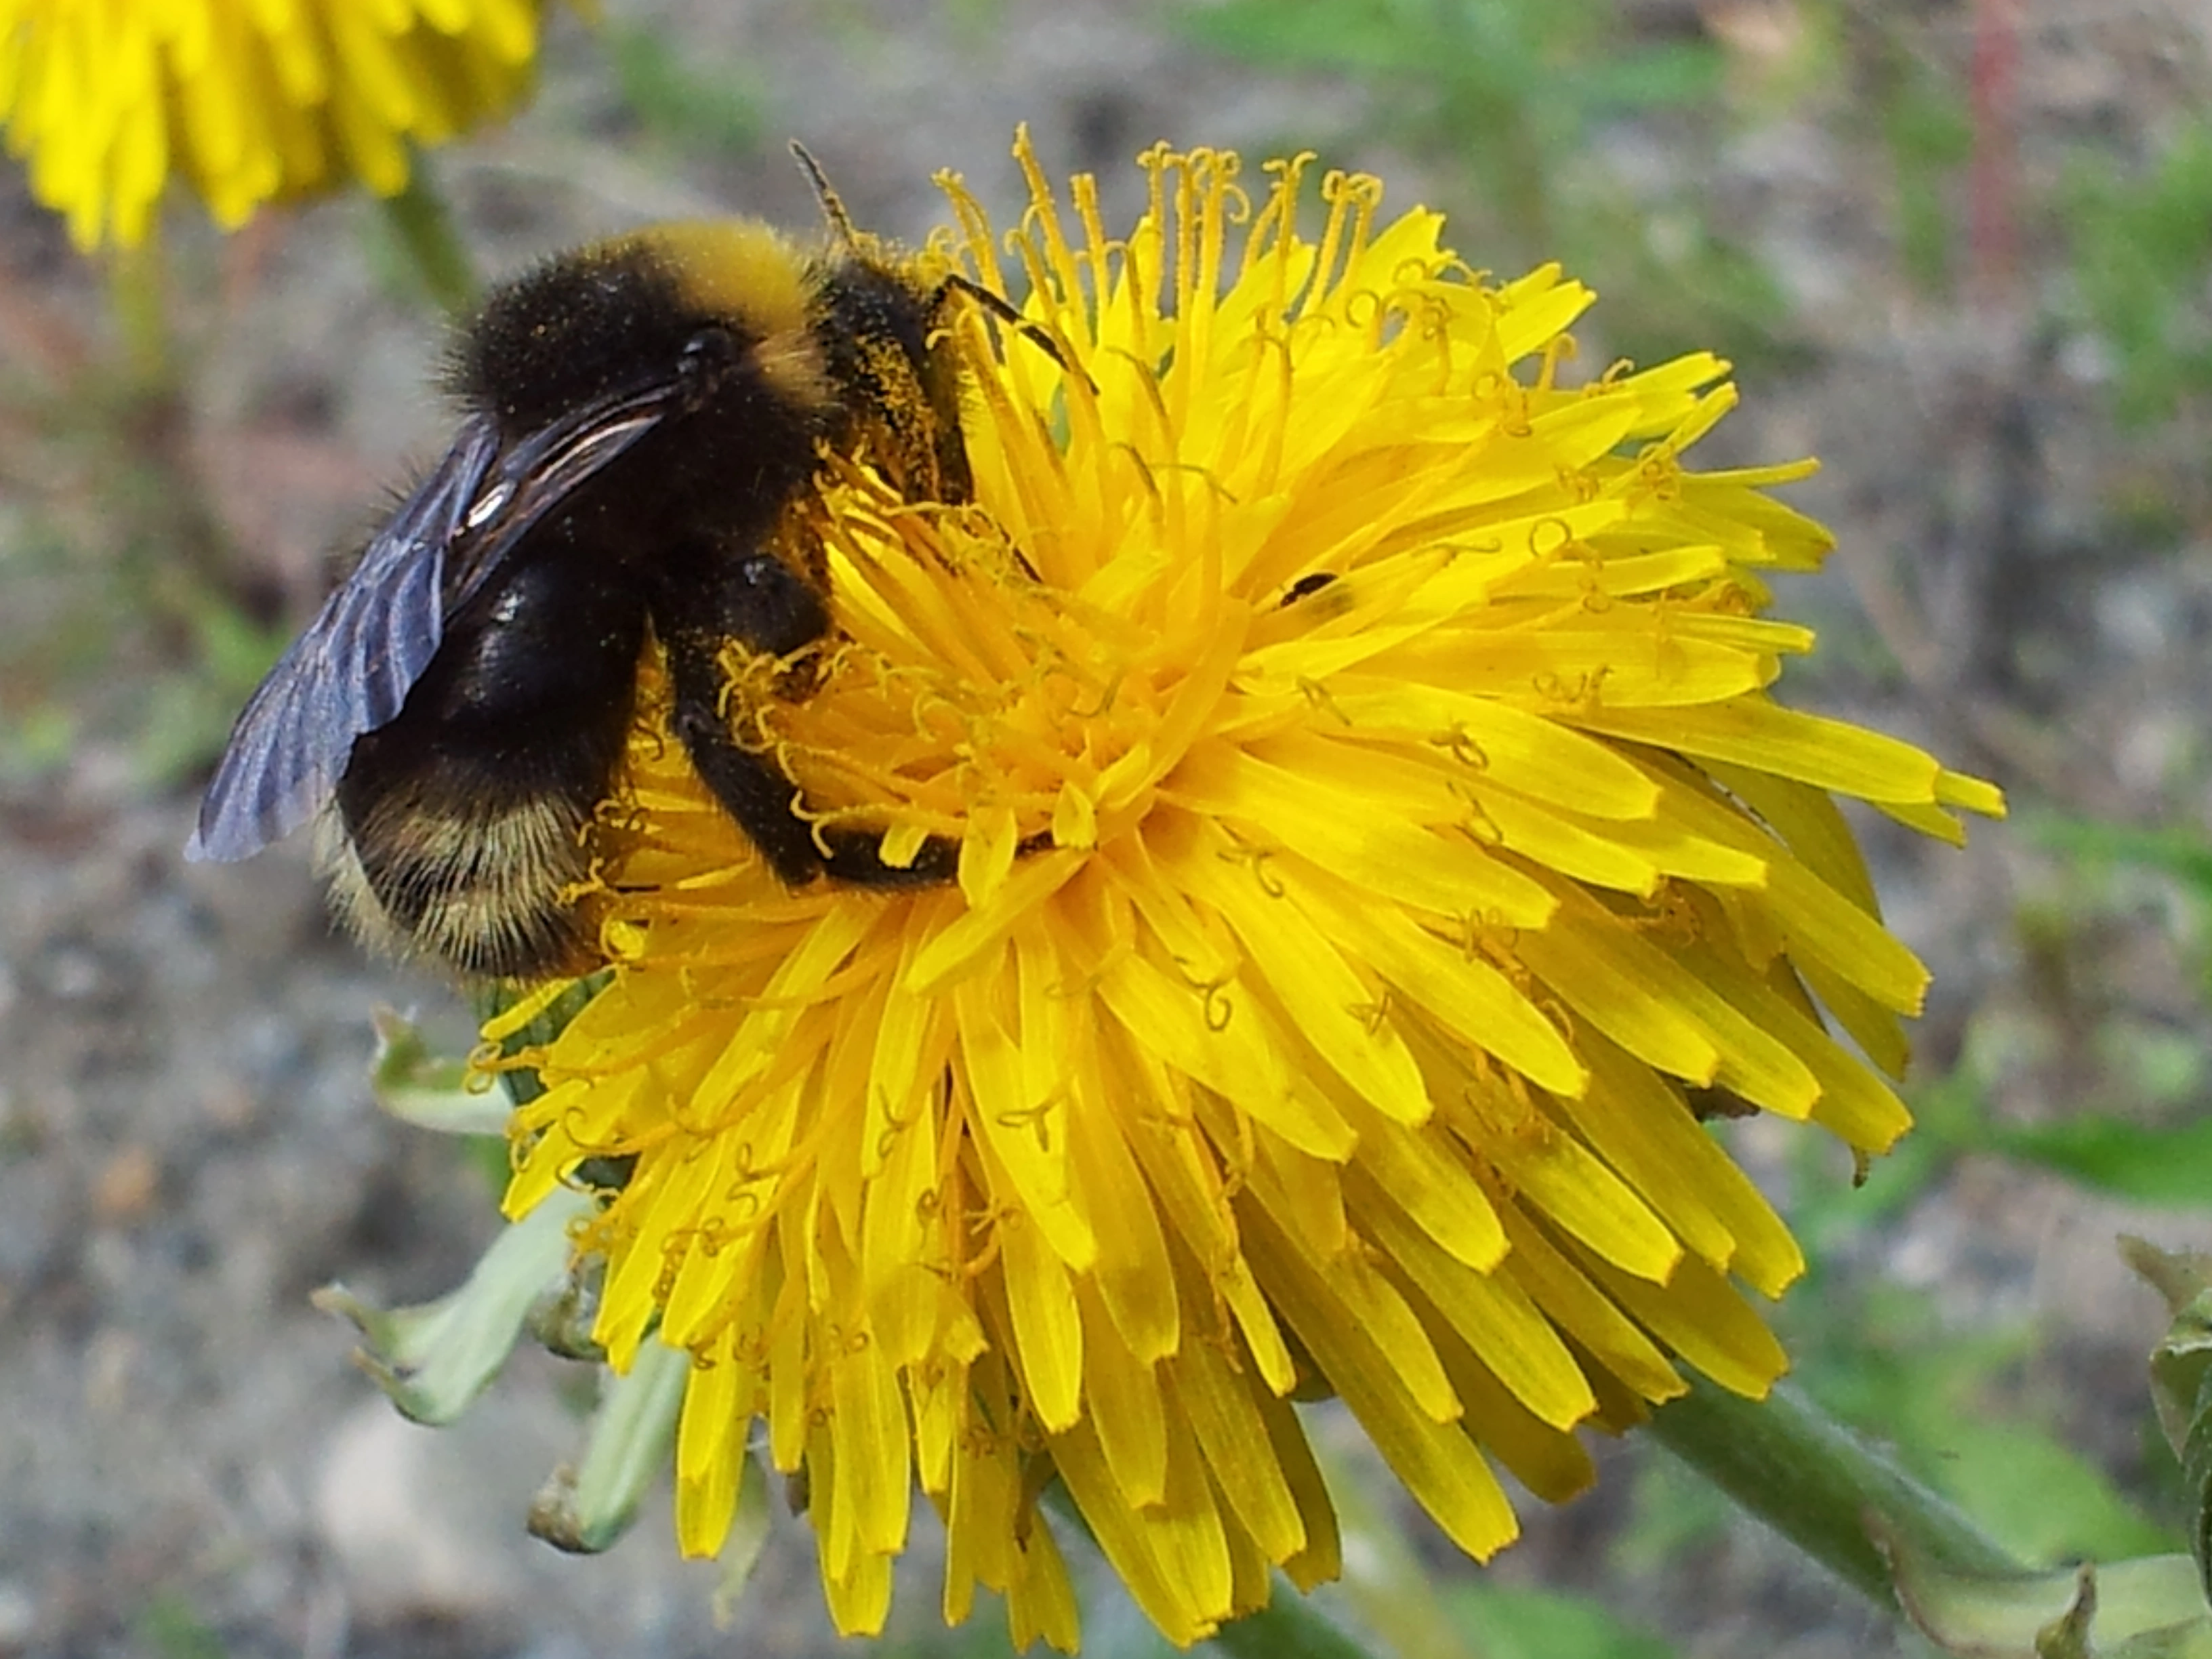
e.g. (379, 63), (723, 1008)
(486, 134), (2003, 1648)
(0, 0), (548, 249)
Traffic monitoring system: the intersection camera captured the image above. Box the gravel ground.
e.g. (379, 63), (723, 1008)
(3, 3), (2208, 1655)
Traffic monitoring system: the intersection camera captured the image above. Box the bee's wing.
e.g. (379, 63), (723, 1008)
(435, 390), (676, 619)
(185, 417), (504, 863)
(186, 377), (687, 865)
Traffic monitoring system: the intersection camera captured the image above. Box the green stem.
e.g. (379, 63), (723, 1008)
(1648, 1376), (2026, 1605)
(380, 152), (478, 314)
(106, 237), (174, 390)
(1048, 1379), (2018, 1652)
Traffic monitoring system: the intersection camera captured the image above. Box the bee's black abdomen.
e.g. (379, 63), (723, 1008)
(326, 549), (650, 979)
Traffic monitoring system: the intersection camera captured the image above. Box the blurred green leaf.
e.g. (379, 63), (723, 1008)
(1992, 1117), (2212, 1208)
(1877, 47), (1973, 296)
(1179, 0), (1427, 71)
(1931, 1419), (2171, 1565)
(0, 700), (78, 782)
(1442, 1584), (1675, 1659)
(2066, 119), (2212, 428)
(608, 22), (766, 157)
(188, 575), (293, 691)
(1574, 42), (1717, 111)
(1619, 1447), (1734, 1574)
(1784, 1101), (1955, 1268)
(2024, 815), (2212, 904)
(2097, 1023), (2212, 1115)
(135, 1595), (229, 1659)
(134, 569), (291, 783)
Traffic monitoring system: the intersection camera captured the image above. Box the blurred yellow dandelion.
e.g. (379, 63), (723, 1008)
(0, 0), (548, 248)
(486, 133), (2003, 1647)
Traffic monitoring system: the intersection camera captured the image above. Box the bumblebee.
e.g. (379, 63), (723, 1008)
(188, 151), (996, 979)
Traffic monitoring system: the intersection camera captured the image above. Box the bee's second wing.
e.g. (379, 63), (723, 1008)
(185, 419), (501, 863)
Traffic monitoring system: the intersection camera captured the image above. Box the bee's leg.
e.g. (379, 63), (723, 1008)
(660, 549), (959, 890)
(662, 620), (823, 886)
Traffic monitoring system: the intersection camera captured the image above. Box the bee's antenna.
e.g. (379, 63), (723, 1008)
(787, 142), (1091, 392)
(943, 273), (1091, 389)
(943, 274), (1032, 340)
(790, 141), (858, 246)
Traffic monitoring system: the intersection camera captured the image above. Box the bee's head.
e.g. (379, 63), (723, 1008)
(448, 225), (840, 447)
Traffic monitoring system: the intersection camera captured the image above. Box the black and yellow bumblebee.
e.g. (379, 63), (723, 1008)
(188, 151), (1006, 980)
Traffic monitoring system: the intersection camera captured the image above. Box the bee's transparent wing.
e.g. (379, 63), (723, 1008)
(435, 391), (676, 615)
(186, 377), (685, 865)
(185, 419), (501, 863)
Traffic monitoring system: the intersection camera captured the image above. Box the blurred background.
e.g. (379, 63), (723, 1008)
(3, 0), (2211, 1654)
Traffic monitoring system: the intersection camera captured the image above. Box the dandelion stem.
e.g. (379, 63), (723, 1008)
(382, 153), (478, 314)
(107, 238), (173, 388)
(1649, 1376), (2024, 1605)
